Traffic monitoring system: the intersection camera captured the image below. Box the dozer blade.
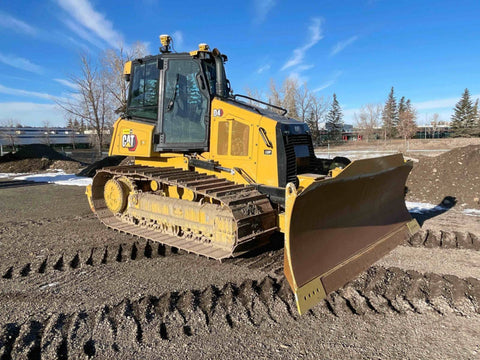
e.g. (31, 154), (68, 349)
(283, 154), (420, 314)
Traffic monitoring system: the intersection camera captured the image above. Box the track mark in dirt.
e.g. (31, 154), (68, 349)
(2, 267), (13, 279)
(406, 230), (480, 250)
(0, 241), (179, 281)
(3, 230), (477, 283)
(1, 267), (479, 358)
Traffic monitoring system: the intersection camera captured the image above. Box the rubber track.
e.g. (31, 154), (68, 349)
(1, 266), (479, 358)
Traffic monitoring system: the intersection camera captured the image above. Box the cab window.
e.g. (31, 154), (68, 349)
(128, 60), (159, 121)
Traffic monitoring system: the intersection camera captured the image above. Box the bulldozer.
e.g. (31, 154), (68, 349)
(86, 35), (420, 315)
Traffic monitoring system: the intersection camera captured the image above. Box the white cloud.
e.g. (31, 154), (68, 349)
(343, 108), (359, 119)
(0, 102), (64, 127)
(330, 35), (359, 56)
(282, 18), (323, 71)
(64, 35), (91, 51)
(0, 11), (36, 35)
(314, 80), (335, 92)
(0, 53), (43, 74)
(256, 63), (271, 74)
(55, 0), (124, 48)
(253, 0), (276, 24)
(296, 64), (314, 72)
(172, 30), (184, 50)
(287, 71), (309, 84)
(314, 71), (343, 92)
(54, 78), (77, 90)
(0, 84), (61, 101)
(139, 41), (151, 55)
(413, 94), (480, 110)
(61, 18), (105, 49)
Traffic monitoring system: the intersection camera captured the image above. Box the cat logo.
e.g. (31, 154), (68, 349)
(121, 129), (138, 151)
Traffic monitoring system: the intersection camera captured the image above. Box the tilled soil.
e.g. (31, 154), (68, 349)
(1, 182), (480, 359)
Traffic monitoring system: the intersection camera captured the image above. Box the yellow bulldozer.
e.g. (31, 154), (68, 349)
(86, 35), (419, 314)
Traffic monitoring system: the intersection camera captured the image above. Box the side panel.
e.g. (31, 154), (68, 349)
(109, 118), (155, 157)
(208, 99), (280, 187)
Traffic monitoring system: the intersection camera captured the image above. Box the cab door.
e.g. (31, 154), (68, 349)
(157, 57), (211, 152)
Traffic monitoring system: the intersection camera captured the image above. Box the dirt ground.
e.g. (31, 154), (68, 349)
(1, 141), (480, 359)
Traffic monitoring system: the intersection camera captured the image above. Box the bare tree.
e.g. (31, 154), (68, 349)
(282, 77), (299, 119)
(307, 94), (328, 145)
(100, 42), (148, 116)
(42, 120), (52, 146)
(0, 119), (21, 151)
(428, 113), (439, 138)
(244, 86), (266, 107)
(66, 116), (81, 149)
(295, 82), (313, 122)
(354, 104), (382, 142)
(268, 79), (283, 114)
(397, 99), (418, 146)
(57, 53), (112, 154)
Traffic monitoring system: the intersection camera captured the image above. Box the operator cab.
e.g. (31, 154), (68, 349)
(124, 35), (229, 153)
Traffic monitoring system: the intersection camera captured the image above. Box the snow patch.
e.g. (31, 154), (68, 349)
(405, 201), (447, 213)
(1, 170), (92, 186)
(0, 173), (26, 179)
(463, 209), (480, 217)
(406, 201), (480, 217)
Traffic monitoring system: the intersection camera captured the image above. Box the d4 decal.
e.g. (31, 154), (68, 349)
(213, 109), (224, 117)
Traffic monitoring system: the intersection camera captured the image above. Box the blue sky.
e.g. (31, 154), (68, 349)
(1, 0), (479, 127)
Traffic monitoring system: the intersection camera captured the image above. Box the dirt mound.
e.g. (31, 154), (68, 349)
(0, 144), (74, 163)
(77, 156), (126, 177)
(407, 145), (480, 208)
(0, 144), (82, 173)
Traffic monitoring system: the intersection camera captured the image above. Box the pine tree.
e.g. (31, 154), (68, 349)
(398, 96), (406, 118)
(451, 88), (475, 136)
(381, 87), (398, 139)
(472, 98), (480, 136)
(325, 93), (343, 141)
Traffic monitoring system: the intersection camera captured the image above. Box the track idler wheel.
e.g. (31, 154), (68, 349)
(104, 178), (129, 213)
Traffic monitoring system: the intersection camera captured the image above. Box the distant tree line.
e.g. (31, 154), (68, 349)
(57, 41), (479, 155)
(353, 87), (418, 144)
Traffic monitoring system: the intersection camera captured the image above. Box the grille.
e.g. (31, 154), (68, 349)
(283, 134), (315, 185)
